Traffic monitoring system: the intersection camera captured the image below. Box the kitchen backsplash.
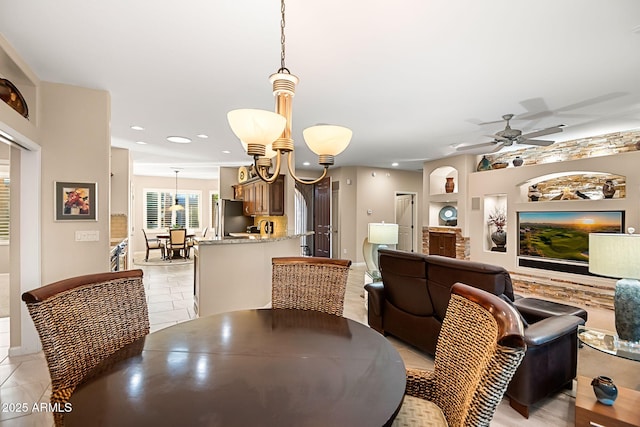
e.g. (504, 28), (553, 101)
(254, 215), (287, 235)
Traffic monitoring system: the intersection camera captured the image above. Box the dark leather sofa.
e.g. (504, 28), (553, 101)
(364, 249), (587, 418)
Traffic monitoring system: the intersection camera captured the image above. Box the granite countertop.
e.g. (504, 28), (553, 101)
(196, 231), (313, 245)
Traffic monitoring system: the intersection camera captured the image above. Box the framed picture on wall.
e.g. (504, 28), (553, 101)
(54, 181), (97, 221)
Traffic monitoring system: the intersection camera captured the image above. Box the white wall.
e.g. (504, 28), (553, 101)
(327, 166), (423, 263)
(110, 147), (130, 215)
(40, 82), (111, 283)
(131, 174), (218, 257)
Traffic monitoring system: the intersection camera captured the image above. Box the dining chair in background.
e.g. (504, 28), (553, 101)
(167, 228), (187, 260)
(392, 282), (526, 427)
(271, 256), (352, 316)
(21, 270), (149, 424)
(142, 228), (165, 261)
(186, 227), (206, 258)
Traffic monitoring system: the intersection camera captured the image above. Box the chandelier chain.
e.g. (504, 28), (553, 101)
(279, 0), (288, 73)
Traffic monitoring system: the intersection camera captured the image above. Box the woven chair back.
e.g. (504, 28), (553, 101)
(21, 270), (149, 407)
(429, 283), (525, 427)
(271, 257), (352, 316)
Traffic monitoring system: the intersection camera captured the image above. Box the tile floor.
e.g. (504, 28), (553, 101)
(0, 262), (625, 426)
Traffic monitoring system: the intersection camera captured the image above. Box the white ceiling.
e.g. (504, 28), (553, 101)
(2, 0), (640, 179)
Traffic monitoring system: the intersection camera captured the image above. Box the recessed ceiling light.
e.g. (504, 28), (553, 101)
(131, 125), (144, 131)
(392, 162), (399, 167)
(197, 134), (209, 139)
(135, 141), (147, 145)
(167, 136), (192, 144)
(303, 162), (310, 166)
(222, 150), (231, 154)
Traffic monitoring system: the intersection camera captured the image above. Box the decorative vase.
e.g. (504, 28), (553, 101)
(445, 177), (455, 193)
(591, 376), (618, 406)
(614, 279), (640, 342)
(528, 184), (541, 202)
(477, 155), (492, 171)
(602, 180), (616, 199)
(490, 229), (507, 252)
(512, 156), (523, 167)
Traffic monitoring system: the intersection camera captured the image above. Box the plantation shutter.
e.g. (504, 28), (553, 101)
(0, 178), (9, 242)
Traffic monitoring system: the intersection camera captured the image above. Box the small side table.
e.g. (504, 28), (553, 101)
(576, 327), (640, 427)
(575, 375), (640, 427)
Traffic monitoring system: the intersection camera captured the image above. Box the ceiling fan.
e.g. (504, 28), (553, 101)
(457, 114), (564, 153)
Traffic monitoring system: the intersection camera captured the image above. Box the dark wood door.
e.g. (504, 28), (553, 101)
(429, 232), (456, 258)
(313, 176), (331, 257)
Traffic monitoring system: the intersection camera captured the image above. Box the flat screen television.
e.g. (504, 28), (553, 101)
(517, 210), (624, 273)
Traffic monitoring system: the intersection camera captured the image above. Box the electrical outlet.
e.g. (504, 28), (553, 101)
(343, 248), (347, 254)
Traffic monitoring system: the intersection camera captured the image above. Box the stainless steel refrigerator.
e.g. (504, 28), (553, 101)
(214, 199), (253, 237)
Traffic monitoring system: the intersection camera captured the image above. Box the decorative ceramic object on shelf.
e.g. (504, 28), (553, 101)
(444, 177), (455, 193)
(477, 156), (492, 171)
(528, 184), (541, 202)
(512, 156), (524, 167)
(490, 229), (507, 252)
(487, 208), (507, 252)
(591, 376), (618, 406)
(439, 205), (457, 227)
(0, 78), (29, 119)
(491, 162), (508, 169)
(602, 179), (616, 199)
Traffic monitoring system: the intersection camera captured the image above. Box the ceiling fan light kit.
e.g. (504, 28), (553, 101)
(226, 0), (352, 185)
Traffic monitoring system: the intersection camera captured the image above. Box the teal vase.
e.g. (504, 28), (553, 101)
(591, 376), (618, 406)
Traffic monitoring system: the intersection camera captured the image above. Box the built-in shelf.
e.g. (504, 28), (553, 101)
(429, 166), (458, 196)
(518, 171), (626, 203)
(484, 194), (507, 253)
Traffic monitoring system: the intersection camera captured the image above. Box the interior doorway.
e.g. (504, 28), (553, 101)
(395, 192), (417, 252)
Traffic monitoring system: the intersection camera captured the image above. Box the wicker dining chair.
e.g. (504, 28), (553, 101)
(392, 282), (526, 427)
(21, 270), (149, 418)
(271, 257), (352, 316)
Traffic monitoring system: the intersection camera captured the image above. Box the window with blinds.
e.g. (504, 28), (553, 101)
(0, 178), (9, 243)
(144, 189), (201, 230)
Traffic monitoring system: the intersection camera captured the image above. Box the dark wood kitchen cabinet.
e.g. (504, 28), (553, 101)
(236, 175), (285, 216)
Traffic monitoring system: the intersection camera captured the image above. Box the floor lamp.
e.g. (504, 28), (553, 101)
(363, 223), (399, 278)
(589, 229), (640, 342)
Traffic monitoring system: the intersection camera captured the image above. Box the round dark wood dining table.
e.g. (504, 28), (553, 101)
(65, 309), (406, 427)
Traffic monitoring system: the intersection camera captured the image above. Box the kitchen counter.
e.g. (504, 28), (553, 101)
(196, 231), (312, 245)
(193, 232), (313, 316)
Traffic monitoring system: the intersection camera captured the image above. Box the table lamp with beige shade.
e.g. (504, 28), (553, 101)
(589, 228), (640, 342)
(363, 223), (399, 278)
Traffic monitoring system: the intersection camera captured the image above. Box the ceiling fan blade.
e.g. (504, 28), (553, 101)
(488, 143), (505, 153)
(521, 139), (554, 146)
(520, 126), (564, 139)
(456, 141), (497, 151)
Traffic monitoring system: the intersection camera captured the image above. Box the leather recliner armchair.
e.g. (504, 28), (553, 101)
(365, 249), (586, 418)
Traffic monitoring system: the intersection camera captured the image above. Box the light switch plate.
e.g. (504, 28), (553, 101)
(75, 231), (100, 241)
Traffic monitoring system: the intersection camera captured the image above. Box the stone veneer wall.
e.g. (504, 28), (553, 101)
(484, 129), (640, 167)
(422, 227), (470, 259)
(510, 272), (614, 310)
